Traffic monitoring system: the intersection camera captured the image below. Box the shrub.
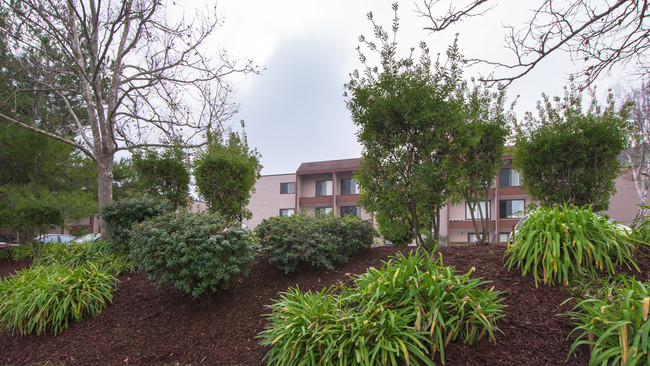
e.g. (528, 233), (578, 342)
(566, 276), (650, 365)
(99, 195), (173, 253)
(129, 211), (255, 297)
(505, 204), (639, 287)
(34, 241), (134, 277)
(256, 214), (375, 273)
(258, 249), (505, 365)
(0, 244), (34, 260)
(0, 262), (117, 336)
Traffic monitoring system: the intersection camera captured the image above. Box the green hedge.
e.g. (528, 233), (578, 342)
(99, 195), (173, 253)
(256, 214), (375, 273)
(129, 211), (255, 297)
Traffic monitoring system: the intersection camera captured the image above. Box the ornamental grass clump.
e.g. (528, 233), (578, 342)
(34, 240), (134, 276)
(505, 204), (639, 287)
(258, 248), (505, 365)
(566, 276), (650, 365)
(0, 262), (117, 336)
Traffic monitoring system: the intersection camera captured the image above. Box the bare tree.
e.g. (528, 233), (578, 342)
(416, 0), (649, 87)
(622, 79), (650, 224)
(0, 0), (257, 206)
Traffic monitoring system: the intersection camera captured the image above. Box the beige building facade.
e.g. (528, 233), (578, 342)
(245, 157), (647, 244)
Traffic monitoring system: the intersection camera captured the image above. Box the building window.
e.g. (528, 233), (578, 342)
(279, 209), (294, 217)
(340, 178), (361, 195)
(340, 205), (360, 217)
(468, 233), (478, 242)
(499, 199), (525, 219)
(466, 201), (490, 220)
(499, 232), (512, 243)
(280, 182), (295, 194)
(315, 207), (333, 215)
(499, 168), (521, 187)
(316, 180), (332, 196)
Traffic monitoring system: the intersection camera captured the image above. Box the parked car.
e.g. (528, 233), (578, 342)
(35, 234), (76, 244)
(71, 233), (101, 244)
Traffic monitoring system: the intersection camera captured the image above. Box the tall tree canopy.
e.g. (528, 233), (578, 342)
(513, 85), (631, 211)
(194, 128), (262, 223)
(0, 0), (257, 206)
(132, 147), (190, 210)
(345, 5), (470, 246)
(416, 0), (648, 87)
(461, 85), (510, 245)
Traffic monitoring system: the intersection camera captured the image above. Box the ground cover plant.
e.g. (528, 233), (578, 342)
(0, 261), (118, 336)
(505, 204), (640, 286)
(258, 248), (505, 365)
(256, 214), (375, 273)
(129, 210), (255, 297)
(566, 276), (650, 365)
(33, 241), (134, 277)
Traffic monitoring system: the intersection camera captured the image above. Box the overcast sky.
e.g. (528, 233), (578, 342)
(207, 0), (631, 175)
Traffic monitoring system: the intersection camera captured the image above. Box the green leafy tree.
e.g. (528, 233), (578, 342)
(462, 85), (510, 245)
(513, 85), (630, 211)
(194, 129), (262, 222)
(132, 147), (190, 210)
(0, 0), (257, 207)
(0, 124), (96, 244)
(345, 5), (469, 246)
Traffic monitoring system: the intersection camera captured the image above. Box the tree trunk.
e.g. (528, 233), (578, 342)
(96, 152), (114, 208)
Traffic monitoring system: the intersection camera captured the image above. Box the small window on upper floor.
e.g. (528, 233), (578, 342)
(315, 207), (333, 216)
(499, 199), (525, 219)
(466, 201), (490, 220)
(340, 178), (361, 195)
(316, 180), (332, 196)
(340, 205), (360, 217)
(499, 168), (522, 187)
(279, 208), (295, 217)
(280, 182), (295, 194)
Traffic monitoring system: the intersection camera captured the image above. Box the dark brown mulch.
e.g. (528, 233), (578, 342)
(1, 245), (648, 366)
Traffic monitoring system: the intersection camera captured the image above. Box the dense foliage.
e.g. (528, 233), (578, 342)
(259, 249), (505, 365)
(513, 86), (630, 211)
(129, 211), (255, 297)
(99, 195), (173, 253)
(132, 147), (190, 210)
(505, 204), (639, 287)
(0, 262), (118, 336)
(255, 214), (375, 273)
(33, 241), (134, 277)
(194, 130), (262, 222)
(461, 85), (510, 245)
(567, 276), (650, 365)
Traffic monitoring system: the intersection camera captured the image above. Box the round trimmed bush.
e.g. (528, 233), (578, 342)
(256, 214), (376, 273)
(130, 211), (255, 297)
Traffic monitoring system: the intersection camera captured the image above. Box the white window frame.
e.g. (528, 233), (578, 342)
(316, 180), (333, 196)
(279, 208), (295, 217)
(465, 201), (490, 220)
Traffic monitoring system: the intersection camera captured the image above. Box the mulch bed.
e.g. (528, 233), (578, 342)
(1, 244), (649, 365)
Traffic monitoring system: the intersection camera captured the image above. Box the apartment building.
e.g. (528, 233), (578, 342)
(244, 158), (372, 228)
(244, 157), (644, 244)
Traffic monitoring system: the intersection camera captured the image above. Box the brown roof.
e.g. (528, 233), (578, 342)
(296, 158), (361, 174)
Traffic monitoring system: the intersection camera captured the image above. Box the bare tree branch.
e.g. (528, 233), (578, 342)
(416, 0), (649, 87)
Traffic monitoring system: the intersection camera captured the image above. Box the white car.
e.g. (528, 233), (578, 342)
(72, 233), (102, 244)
